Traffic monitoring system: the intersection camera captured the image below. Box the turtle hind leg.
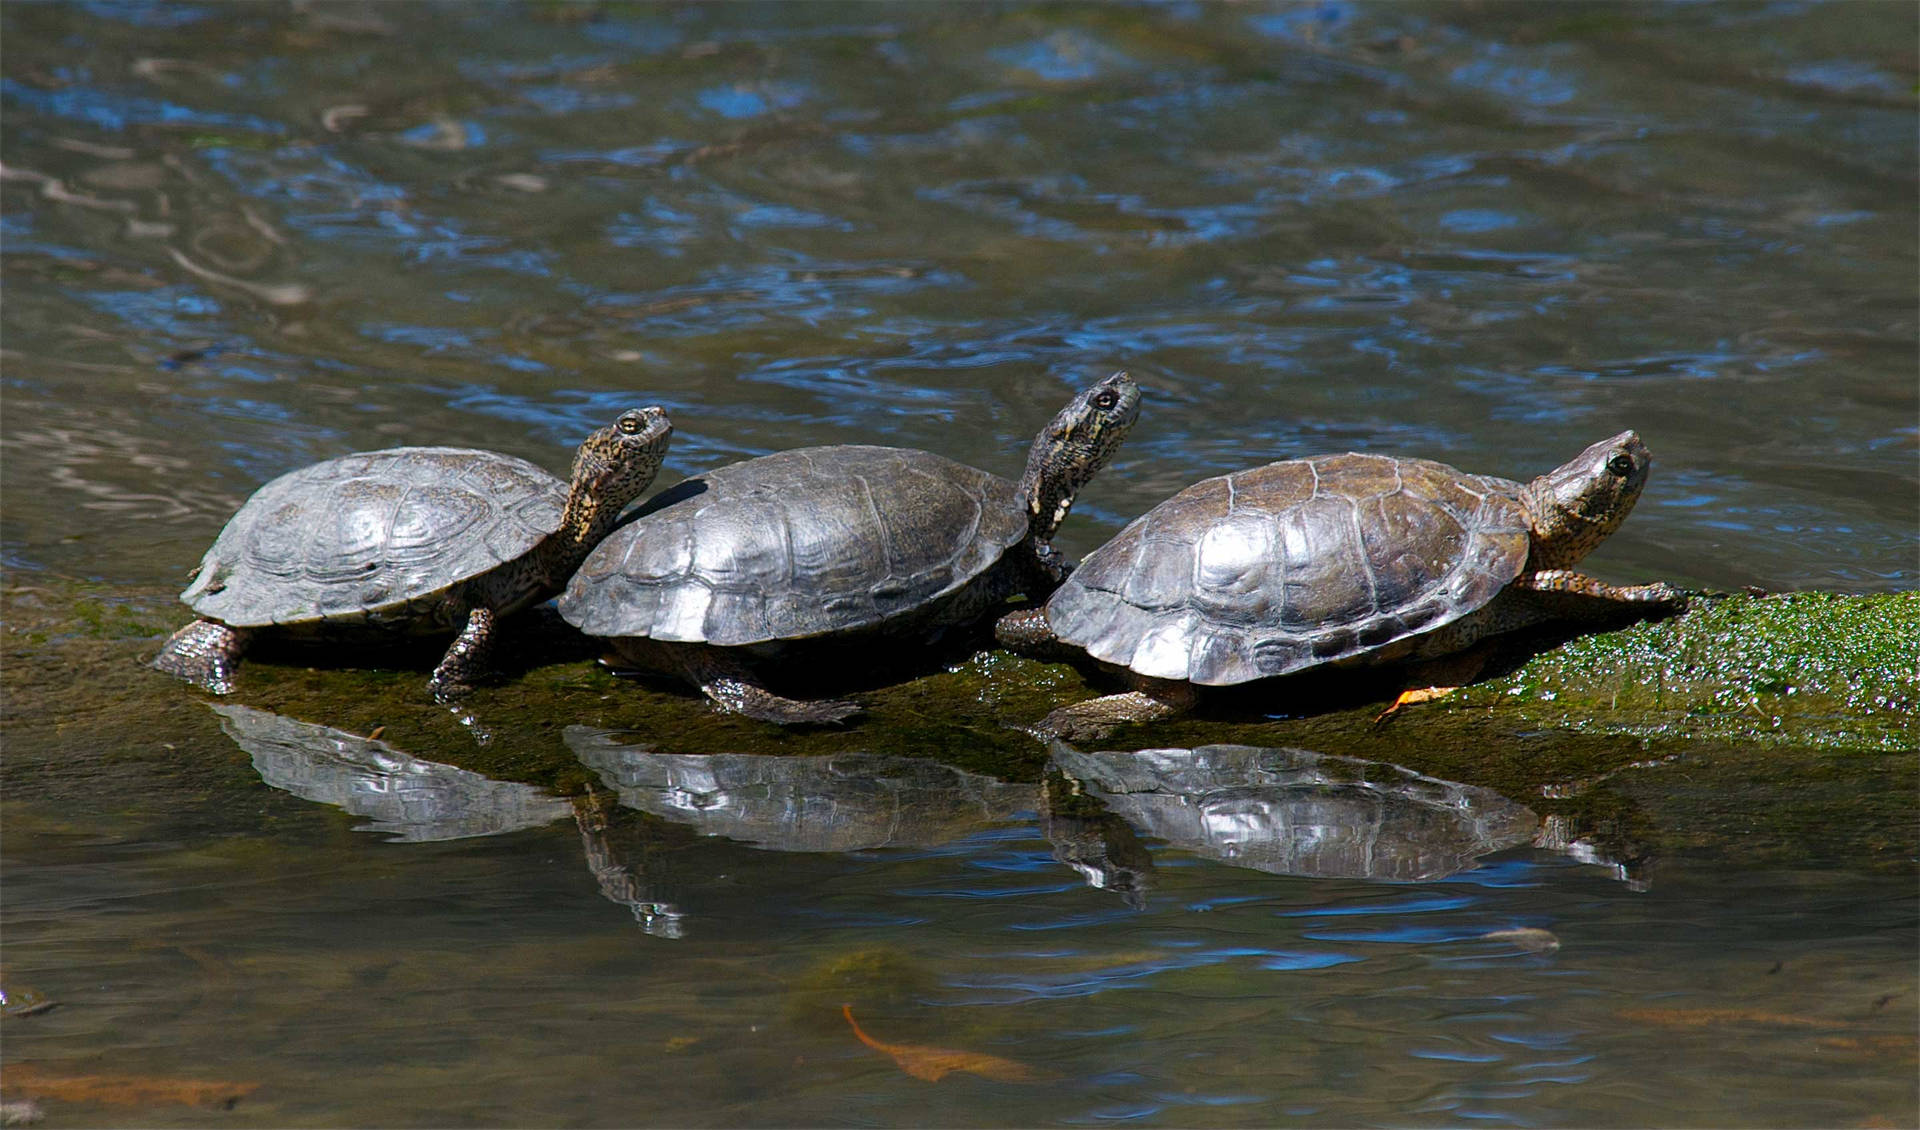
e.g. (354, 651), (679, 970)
(1030, 680), (1198, 743)
(705, 680), (862, 726)
(994, 606), (1080, 663)
(428, 606), (498, 703)
(675, 647), (861, 727)
(152, 620), (252, 694)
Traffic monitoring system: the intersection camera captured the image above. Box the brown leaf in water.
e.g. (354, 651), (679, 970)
(1616, 1007), (1831, 1029)
(1816, 1035), (1919, 1061)
(842, 1005), (1044, 1084)
(0, 1064), (255, 1109)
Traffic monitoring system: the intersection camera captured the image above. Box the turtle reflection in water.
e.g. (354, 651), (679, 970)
(999, 431), (1686, 739)
(560, 372), (1139, 725)
(210, 703), (684, 937)
(569, 727), (1159, 907)
(565, 727), (1037, 854)
(1048, 744), (1539, 882)
(154, 407), (673, 702)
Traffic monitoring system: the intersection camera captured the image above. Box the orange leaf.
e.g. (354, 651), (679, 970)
(0, 1064), (256, 1108)
(842, 1005), (1043, 1084)
(1616, 1007), (1831, 1029)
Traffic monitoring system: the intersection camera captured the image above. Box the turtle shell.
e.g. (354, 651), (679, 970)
(1045, 453), (1531, 685)
(560, 445), (1026, 646)
(182, 447), (566, 629)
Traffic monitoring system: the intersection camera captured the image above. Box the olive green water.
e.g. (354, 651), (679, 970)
(2, 3), (1915, 1127)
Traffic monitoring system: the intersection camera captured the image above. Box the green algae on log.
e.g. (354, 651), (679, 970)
(6, 582), (1915, 775)
(1446, 591), (1918, 753)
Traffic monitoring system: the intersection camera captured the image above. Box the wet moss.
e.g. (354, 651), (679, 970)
(8, 579), (1914, 854)
(1450, 591), (1920, 753)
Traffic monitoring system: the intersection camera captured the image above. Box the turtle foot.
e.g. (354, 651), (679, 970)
(428, 606), (496, 703)
(151, 620), (249, 694)
(702, 679), (862, 726)
(428, 676), (478, 704)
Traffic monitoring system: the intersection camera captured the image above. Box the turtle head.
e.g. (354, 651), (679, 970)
(1016, 371), (1141, 543)
(1521, 430), (1650, 569)
(570, 406), (673, 516)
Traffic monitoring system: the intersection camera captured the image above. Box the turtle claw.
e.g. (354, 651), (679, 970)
(427, 677), (477, 705)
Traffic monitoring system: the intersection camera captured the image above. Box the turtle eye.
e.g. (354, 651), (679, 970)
(1607, 453), (1635, 477)
(1092, 390), (1118, 410)
(618, 414), (643, 435)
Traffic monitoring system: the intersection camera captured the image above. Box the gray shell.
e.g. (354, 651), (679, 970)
(561, 445), (1026, 646)
(182, 447), (566, 629)
(1047, 452), (1531, 686)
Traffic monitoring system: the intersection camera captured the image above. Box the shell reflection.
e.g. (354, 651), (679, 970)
(213, 702), (571, 841)
(210, 703), (685, 936)
(1049, 744), (1539, 882)
(565, 726), (1037, 853)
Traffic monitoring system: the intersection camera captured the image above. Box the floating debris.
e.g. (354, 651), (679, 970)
(1483, 927), (1562, 954)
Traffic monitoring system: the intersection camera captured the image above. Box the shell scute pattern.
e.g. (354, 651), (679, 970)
(1050, 453), (1532, 686)
(183, 448), (565, 630)
(563, 446), (1025, 647)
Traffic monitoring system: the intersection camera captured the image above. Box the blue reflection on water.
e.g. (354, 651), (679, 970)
(699, 86), (772, 119)
(76, 287), (224, 337)
(79, 0), (212, 27)
(1441, 209), (1523, 233)
(1451, 52), (1580, 107)
(1785, 59), (1905, 96)
(512, 86), (639, 116)
(989, 32), (1131, 83)
(1302, 924), (1493, 945)
(697, 82), (810, 119)
(1412, 1047), (1507, 1063)
(1, 79), (282, 134)
(948, 952), (1226, 1002)
(1259, 951), (1363, 970)
(1066, 1100), (1164, 1123)
(1283, 894), (1477, 917)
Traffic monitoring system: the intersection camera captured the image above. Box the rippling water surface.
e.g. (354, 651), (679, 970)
(3, 3), (1915, 1127)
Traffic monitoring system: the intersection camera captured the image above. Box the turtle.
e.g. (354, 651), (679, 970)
(558, 371), (1141, 725)
(151, 406), (673, 702)
(995, 430), (1686, 739)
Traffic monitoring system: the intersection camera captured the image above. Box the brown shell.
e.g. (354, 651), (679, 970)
(1046, 453), (1531, 685)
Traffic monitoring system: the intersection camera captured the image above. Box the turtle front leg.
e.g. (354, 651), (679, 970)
(152, 619), (252, 694)
(673, 647), (861, 727)
(428, 606), (497, 703)
(1508, 570), (1688, 621)
(1030, 679), (1199, 743)
(1407, 571), (1687, 662)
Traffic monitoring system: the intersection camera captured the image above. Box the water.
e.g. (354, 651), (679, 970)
(2, 3), (1914, 1126)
